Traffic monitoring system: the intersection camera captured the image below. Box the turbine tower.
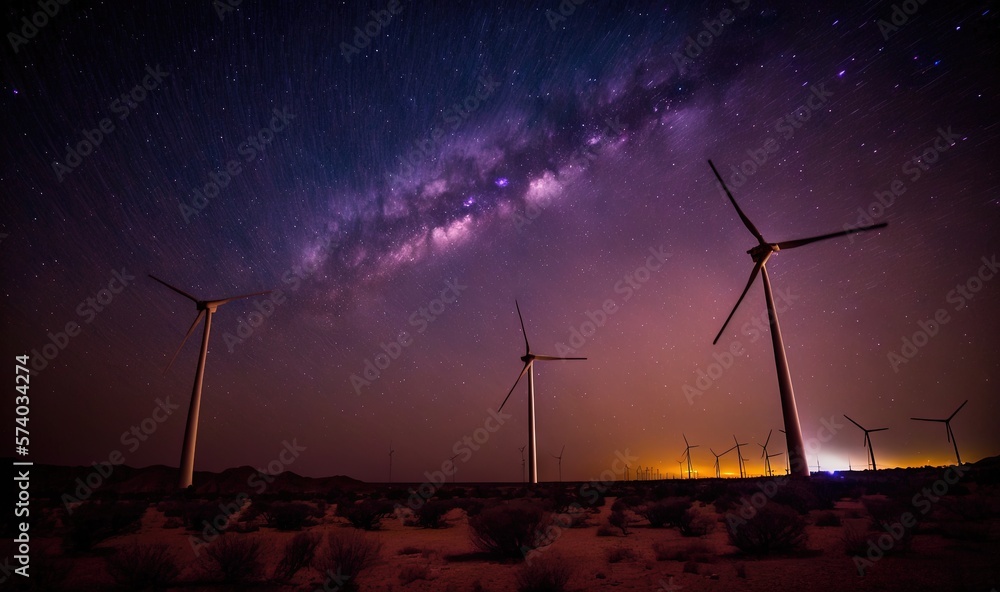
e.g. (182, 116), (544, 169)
(710, 444), (738, 478)
(552, 445), (565, 482)
(732, 435), (749, 478)
(681, 434), (699, 479)
(844, 414), (889, 471)
(911, 399), (969, 465)
(758, 429), (782, 477)
(707, 160), (888, 477)
(388, 442), (395, 484)
(497, 301), (586, 484)
(519, 446), (526, 483)
(150, 275), (271, 489)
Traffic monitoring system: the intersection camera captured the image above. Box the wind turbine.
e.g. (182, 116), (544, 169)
(710, 444), (738, 478)
(449, 453), (460, 483)
(707, 160), (888, 478)
(681, 434), (699, 479)
(519, 446), (526, 483)
(732, 435), (749, 478)
(552, 445), (565, 482)
(497, 301), (586, 485)
(676, 460), (683, 479)
(844, 414), (889, 471)
(149, 274), (271, 489)
(758, 429), (783, 477)
(911, 399), (969, 465)
(388, 442), (395, 483)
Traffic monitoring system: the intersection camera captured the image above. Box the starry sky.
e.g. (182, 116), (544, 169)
(2, 0), (998, 483)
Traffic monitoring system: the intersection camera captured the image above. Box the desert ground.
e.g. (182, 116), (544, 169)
(7, 459), (1000, 591)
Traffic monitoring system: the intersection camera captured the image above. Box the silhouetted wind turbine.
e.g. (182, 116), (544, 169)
(389, 442), (395, 483)
(844, 414), (889, 471)
(552, 444), (565, 482)
(676, 459), (683, 479)
(732, 435), (749, 478)
(911, 399), (968, 465)
(449, 453), (460, 483)
(497, 301), (586, 484)
(681, 434), (699, 479)
(758, 429), (783, 477)
(150, 274), (271, 489)
(519, 446), (526, 483)
(710, 444), (738, 478)
(707, 160), (888, 478)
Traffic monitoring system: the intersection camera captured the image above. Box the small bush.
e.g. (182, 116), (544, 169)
(468, 501), (550, 559)
(652, 538), (713, 562)
(105, 542), (178, 590)
(683, 560), (699, 574)
(515, 554), (572, 592)
(735, 561), (747, 578)
(606, 545), (636, 563)
(66, 501), (147, 552)
(337, 499), (392, 530)
(726, 503), (807, 555)
(397, 545), (426, 556)
(273, 531), (320, 581)
(398, 563), (432, 585)
(641, 499), (689, 528)
(596, 524), (616, 537)
(814, 511), (841, 527)
(314, 529), (382, 588)
(415, 499), (454, 528)
(263, 502), (318, 531)
(678, 507), (712, 537)
(608, 509), (630, 535)
(842, 525), (870, 556)
(202, 534), (264, 583)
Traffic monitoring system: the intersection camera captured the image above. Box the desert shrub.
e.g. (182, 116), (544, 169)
(596, 524), (616, 537)
(314, 529), (382, 588)
(771, 482), (829, 514)
(940, 521), (990, 542)
(183, 501), (226, 532)
(641, 499), (689, 528)
(415, 499), (454, 528)
(735, 561), (747, 578)
(678, 507), (712, 537)
(608, 509), (631, 535)
(652, 539), (713, 562)
(515, 554), (572, 592)
(66, 501), (147, 552)
(606, 545), (636, 563)
(726, 503), (807, 555)
(273, 531), (320, 581)
(263, 502), (318, 531)
(458, 498), (486, 517)
(105, 542), (179, 590)
(683, 560), (699, 574)
(468, 501), (550, 559)
(842, 525), (871, 556)
(397, 545), (426, 555)
(563, 509), (591, 528)
(336, 499), (392, 530)
(201, 534), (264, 583)
(398, 563), (432, 585)
(814, 511), (841, 527)
(861, 497), (913, 551)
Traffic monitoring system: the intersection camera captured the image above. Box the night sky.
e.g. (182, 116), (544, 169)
(2, 0), (998, 484)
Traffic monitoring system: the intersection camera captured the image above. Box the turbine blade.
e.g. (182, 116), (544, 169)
(774, 222), (888, 250)
(948, 399), (969, 421)
(683, 433), (690, 447)
(764, 429), (772, 448)
(713, 259), (763, 344)
(498, 361), (531, 412)
(843, 414), (865, 431)
(533, 354), (587, 361)
(910, 417), (945, 422)
(212, 290), (273, 306)
(149, 274), (199, 302)
(515, 300), (530, 354)
(870, 428), (889, 432)
(708, 160), (764, 243)
(164, 310), (206, 373)
(560, 444), (565, 456)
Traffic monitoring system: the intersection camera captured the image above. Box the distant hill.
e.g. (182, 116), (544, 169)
(5, 460), (363, 499)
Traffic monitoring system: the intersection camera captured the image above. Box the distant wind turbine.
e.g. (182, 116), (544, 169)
(911, 399), (969, 465)
(149, 274), (271, 489)
(389, 442), (395, 484)
(681, 434), (699, 479)
(552, 445), (565, 482)
(497, 301), (586, 484)
(758, 429), (783, 477)
(707, 160), (888, 477)
(844, 414), (889, 471)
(732, 435), (749, 478)
(710, 445), (738, 478)
(519, 446), (526, 483)
(449, 453), (460, 483)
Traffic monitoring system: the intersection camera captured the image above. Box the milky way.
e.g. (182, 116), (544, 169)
(2, 0), (997, 481)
